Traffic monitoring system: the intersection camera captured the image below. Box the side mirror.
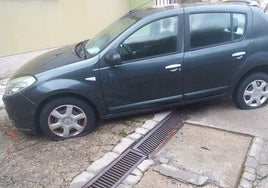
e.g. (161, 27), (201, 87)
(105, 51), (122, 66)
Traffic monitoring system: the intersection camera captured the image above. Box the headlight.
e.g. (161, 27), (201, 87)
(4, 76), (36, 96)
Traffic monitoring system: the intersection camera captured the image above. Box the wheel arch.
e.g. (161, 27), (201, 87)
(231, 65), (268, 96)
(33, 93), (101, 134)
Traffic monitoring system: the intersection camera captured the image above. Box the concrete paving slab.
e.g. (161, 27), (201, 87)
(135, 169), (193, 188)
(135, 169), (217, 188)
(155, 124), (252, 187)
(187, 98), (268, 139)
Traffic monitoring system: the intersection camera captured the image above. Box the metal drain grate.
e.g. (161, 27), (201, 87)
(83, 149), (147, 188)
(83, 111), (184, 188)
(133, 111), (184, 156)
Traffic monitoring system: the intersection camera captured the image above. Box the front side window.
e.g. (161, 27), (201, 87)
(190, 13), (231, 48)
(119, 16), (179, 61)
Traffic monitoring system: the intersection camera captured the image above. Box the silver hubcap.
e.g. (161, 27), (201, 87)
(243, 80), (268, 107)
(48, 105), (87, 138)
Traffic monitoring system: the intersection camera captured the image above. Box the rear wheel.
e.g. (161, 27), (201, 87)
(233, 72), (268, 110)
(40, 97), (96, 140)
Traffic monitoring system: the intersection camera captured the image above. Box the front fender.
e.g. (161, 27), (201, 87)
(23, 78), (107, 117)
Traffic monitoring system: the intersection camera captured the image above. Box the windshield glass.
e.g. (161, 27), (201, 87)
(85, 15), (138, 58)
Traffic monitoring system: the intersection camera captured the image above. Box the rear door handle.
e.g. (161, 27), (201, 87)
(232, 52), (246, 60)
(165, 64), (182, 72)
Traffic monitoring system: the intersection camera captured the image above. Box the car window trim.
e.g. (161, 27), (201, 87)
(117, 15), (182, 64)
(186, 11), (248, 52)
(231, 12), (248, 42)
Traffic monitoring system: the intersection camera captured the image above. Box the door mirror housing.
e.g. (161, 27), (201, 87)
(105, 51), (122, 66)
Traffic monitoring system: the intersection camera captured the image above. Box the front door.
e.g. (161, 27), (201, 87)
(100, 16), (183, 113)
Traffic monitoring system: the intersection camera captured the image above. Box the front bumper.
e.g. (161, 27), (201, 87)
(3, 93), (38, 134)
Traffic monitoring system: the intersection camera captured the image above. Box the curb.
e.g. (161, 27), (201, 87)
(239, 137), (268, 188)
(70, 111), (171, 188)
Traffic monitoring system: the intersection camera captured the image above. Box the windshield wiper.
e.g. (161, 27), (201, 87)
(75, 39), (89, 59)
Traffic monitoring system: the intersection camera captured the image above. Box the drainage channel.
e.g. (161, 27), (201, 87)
(83, 111), (185, 188)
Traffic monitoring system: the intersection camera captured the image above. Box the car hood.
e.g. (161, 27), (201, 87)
(11, 44), (82, 78)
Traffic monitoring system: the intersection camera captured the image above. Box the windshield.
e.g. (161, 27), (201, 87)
(85, 15), (138, 58)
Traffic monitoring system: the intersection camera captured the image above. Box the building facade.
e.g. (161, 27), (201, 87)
(0, 0), (130, 57)
(0, 0), (266, 57)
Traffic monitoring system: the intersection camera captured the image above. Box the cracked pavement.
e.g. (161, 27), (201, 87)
(0, 107), (152, 188)
(253, 140), (268, 187)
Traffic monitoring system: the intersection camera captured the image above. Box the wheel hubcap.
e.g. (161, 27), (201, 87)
(243, 80), (268, 107)
(48, 105), (87, 138)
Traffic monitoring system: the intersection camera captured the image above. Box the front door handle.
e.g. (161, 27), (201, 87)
(165, 64), (182, 72)
(232, 52), (246, 60)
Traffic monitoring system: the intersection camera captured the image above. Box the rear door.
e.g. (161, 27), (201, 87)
(183, 9), (252, 100)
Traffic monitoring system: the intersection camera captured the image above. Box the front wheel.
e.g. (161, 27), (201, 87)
(233, 72), (268, 110)
(39, 97), (96, 140)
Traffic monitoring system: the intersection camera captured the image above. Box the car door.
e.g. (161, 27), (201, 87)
(183, 11), (251, 100)
(99, 16), (183, 113)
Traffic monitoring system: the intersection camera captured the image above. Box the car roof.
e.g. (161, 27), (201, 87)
(129, 2), (254, 18)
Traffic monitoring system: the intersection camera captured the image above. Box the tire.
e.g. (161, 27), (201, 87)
(233, 72), (268, 110)
(39, 97), (96, 140)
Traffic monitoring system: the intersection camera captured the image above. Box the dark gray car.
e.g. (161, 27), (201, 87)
(3, 2), (268, 140)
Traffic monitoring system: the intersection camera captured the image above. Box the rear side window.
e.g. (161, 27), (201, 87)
(233, 13), (246, 40)
(189, 13), (247, 49)
(190, 13), (231, 48)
